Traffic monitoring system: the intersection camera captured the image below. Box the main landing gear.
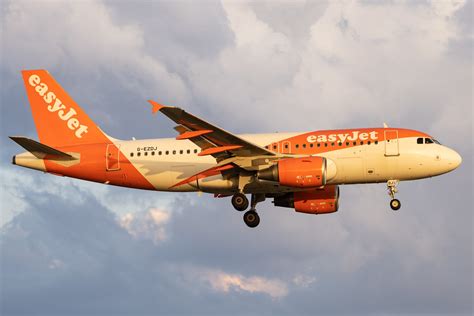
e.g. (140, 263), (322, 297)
(231, 193), (249, 211)
(231, 193), (265, 228)
(387, 180), (401, 211)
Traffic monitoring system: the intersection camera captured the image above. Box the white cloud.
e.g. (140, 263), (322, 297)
(119, 207), (171, 244)
(189, 0), (468, 133)
(292, 274), (316, 288)
(0, 165), (175, 230)
(199, 268), (288, 299)
(2, 0), (190, 105)
(48, 258), (65, 270)
(0, 167), (86, 226)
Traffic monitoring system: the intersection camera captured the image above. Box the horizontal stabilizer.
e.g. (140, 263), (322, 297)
(9, 136), (75, 160)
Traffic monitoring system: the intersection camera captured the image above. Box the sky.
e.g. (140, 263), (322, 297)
(0, 0), (472, 315)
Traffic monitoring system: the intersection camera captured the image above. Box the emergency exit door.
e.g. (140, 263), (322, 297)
(106, 144), (121, 171)
(384, 130), (399, 156)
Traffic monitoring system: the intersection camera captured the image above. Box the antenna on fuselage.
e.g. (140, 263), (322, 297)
(383, 122), (388, 128)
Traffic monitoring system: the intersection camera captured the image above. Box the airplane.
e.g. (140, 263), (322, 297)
(10, 70), (462, 228)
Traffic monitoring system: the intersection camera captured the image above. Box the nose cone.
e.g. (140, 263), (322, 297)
(445, 148), (462, 171)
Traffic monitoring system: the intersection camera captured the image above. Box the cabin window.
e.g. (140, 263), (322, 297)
(338, 142), (342, 146)
(284, 144), (289, 149)
(165, 151), (169, 155)
(346, 142), (349, 146)
(353, 141), (357, 146)
(375, 140), (379, 145)
(172, 150), (176, 155)
(417, 137), (424, 144)
(180, 150), (183, 154)
(187, 149), (190, 154)
(310, 143), (314, 148)
(144, 152), (148, 156)
(194, 149), (198, 153)
(367, 141), (371, 145)
(130, 153), (134, 157)
(331, 142), (335, 146)
(137, 152), (141, 157)
(295, 144), (299, 149)
(159, 151), (162, 155)
(151, 151), (155, 156)
(302, 144), (306, 148)
(317, 143), (321, 147)
(324, 143), (328, 147)
(360, 141), (364, 145)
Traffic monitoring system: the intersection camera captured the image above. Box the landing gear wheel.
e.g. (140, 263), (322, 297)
(232, 193), (249, 211)
(390, 199), (401, 211)
(243, 210), (260, 228)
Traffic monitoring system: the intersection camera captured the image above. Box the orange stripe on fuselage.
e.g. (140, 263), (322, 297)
(42, 142), (156, 190)
(265, 128), (431, 155)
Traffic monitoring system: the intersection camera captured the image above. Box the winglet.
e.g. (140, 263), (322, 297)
(148, 100), (165, 114)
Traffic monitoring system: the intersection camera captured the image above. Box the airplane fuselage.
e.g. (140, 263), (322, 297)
(14, 127), (461, 194)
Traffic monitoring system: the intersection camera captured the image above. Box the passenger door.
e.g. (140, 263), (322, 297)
(384, 130), (399, 156)
(106, 144), (121, 171)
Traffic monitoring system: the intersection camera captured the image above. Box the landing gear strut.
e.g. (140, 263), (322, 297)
(387, 180), (401, 211)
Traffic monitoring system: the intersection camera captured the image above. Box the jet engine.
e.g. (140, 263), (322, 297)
(258, 156), (330, 188)
(273, 185), (340, 214)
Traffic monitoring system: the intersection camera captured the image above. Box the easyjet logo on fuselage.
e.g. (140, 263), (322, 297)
(28, 74), (88, 138)
(306, 131), (378, 143)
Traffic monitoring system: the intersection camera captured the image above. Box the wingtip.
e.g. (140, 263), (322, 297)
(148, 100), (166, 113)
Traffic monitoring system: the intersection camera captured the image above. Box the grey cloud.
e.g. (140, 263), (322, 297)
(250, 0), (329, 45)
(1, 168), (471, 314)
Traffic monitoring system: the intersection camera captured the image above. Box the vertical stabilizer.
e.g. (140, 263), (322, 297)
(21, 70), (109, 147)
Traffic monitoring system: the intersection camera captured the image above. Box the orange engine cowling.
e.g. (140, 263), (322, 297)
(273, 185), (340, 214)
(258, 156), (327, 188)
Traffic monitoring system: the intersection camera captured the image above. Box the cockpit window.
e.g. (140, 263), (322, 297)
(418, 137), (440, 145)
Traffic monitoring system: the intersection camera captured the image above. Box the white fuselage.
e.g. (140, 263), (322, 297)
(113, 132), (461, 193)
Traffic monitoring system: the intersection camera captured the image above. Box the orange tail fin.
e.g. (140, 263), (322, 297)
(21, 70), (109, 147)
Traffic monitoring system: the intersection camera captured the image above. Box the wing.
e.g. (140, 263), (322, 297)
(149, 100), (276, 161)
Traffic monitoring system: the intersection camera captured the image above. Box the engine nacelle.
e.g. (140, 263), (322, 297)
(273, 185), (340, 214)
(258, 156), (327, 188)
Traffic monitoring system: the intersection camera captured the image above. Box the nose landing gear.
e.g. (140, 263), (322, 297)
(387, 180), (401, 211)
(232, 193), (265, 228)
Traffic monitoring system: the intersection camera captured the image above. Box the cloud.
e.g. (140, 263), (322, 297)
(292, 274), (316, 288)
(187, 0), (470, 136)
(2, 0), (188, 103)
(119, 207), (171, 244)
(0, 166), (175, 227)
(199, 268), (289, 299)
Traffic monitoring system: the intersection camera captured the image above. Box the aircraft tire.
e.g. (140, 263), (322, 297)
(232, 193), (249, 211)
(243, 210), (260, 228)
(390, 199), (401, 211)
